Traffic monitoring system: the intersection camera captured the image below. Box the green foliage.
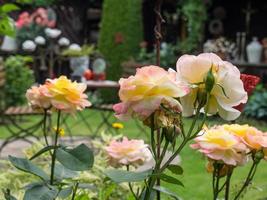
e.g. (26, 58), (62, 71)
(105, 169), (152, 183)
(8, 156), (49, 181)
(1, 135), (131, 200)
(4, 55), (34, 107)
(167, 165), (183, 175)
(16, 23), (45, 45)
(153, 186), (181, 200)
(0, 4), (19, 37)
(16, 0), (56, 7)
(24, 184), (58, 200)
(178, 0), (207, 53)
(98, 0), (143, 81)
(244, 85), (267, 119)
(136, 43), (178, 68)
(62, 45), (95, 58)
(56, 144), (94, 171)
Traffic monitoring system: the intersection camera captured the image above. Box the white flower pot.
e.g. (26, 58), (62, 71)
(0, 36), (17, 52)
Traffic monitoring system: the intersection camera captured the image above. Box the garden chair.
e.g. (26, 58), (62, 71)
(0, 62), (49, 152)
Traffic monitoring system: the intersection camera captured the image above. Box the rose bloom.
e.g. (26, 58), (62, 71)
(223, 124), (267, 151)
(113, 65), (189, 120)
(191, 126), (248, 166)
(26, 85), (51, 110)
(45, 76), (91, 113)
(105, 137), (152, 167)
(176, 53), (247, 121)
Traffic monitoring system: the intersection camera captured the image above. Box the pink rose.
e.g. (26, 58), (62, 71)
(26, 76), (91, 113)
(191, 126), (248, 166)
(113, 65), (189, 120)
(223, 124), (267, 150)
(45, 76), (91, 113)
(176, 53), (248, 121)
(26, 85), (51, 110)
(105, 137), (152, 167)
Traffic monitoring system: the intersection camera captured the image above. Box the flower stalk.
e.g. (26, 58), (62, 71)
(50, 110), (61, 185)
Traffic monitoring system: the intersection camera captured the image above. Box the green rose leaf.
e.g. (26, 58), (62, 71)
(57, 187), (73, 199)
(23, 184), (58, 200)
(159, 174), (184, 187)
(0, 16), (16, 37)
(30, 145), (57, 160)
(8, 156), (49, 181)
(54, 163), (78, 180)
(0, 4), (19, 13)
(153, 186), (181, 200)
(56, 144), (94, 171)
(167, 164), (183, 175)
(105, 169), (152, 183)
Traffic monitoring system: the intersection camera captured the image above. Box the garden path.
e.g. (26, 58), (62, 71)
(0, 137), (91, 158)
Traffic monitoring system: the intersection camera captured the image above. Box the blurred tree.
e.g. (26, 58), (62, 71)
(98, 0), (143, 82)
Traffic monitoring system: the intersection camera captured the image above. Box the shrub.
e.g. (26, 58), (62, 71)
(0, 136), (131, 200)
(244, 85), (267, 119)
(4, 55), (34, 107)
(178, 0), (207, 53)
(98, 0), (143, 81)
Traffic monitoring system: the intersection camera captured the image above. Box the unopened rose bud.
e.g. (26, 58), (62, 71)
(196, 89), (207, 108)
(163, 126), (181, 142)
(205, 67), (215, 93)
(254, 150), (264, 163)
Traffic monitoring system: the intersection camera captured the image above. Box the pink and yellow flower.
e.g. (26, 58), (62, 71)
(223, 124), (267, 151)
(26, 84), (51, 110)
(113, 65), (189, 120)
(45, 76), (91, 113)
(26, 76), (91, 113)
(176, 53), (248, 121)
(105, 137), (152, 167)
(191, 126), (248, 166)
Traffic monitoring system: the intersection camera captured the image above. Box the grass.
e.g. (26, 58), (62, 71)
(1, 109), (267, 199)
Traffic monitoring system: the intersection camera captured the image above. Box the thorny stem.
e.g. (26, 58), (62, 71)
(234, 161), (259, 200)
(154, 0), (164, 198)
(127, 165), (139, 200)
(225, 169), (233, 200)
(150, 114), (156, 158)
(213, 165), (221, 200)
(71, 182), (79, 200)
(144, 105), (206, 200)
(43, 109), (52, 157)
(50, 110), (61, 185)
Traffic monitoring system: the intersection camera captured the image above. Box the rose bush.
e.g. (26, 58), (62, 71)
(8, 76), (94, 200)
(192, 124), (267, 199)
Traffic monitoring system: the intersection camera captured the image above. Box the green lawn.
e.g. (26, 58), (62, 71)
(1, 109), (267, 199)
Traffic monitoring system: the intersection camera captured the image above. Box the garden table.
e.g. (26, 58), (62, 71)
(87, 80), (120, 136)
(86, 80), (148, 136)
(86, 80), (120, 89)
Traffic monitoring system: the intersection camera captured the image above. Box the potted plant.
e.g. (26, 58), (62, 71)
(62, 44), (95, 82)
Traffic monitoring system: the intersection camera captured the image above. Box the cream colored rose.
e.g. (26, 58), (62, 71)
(176, 53), (248, 120)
